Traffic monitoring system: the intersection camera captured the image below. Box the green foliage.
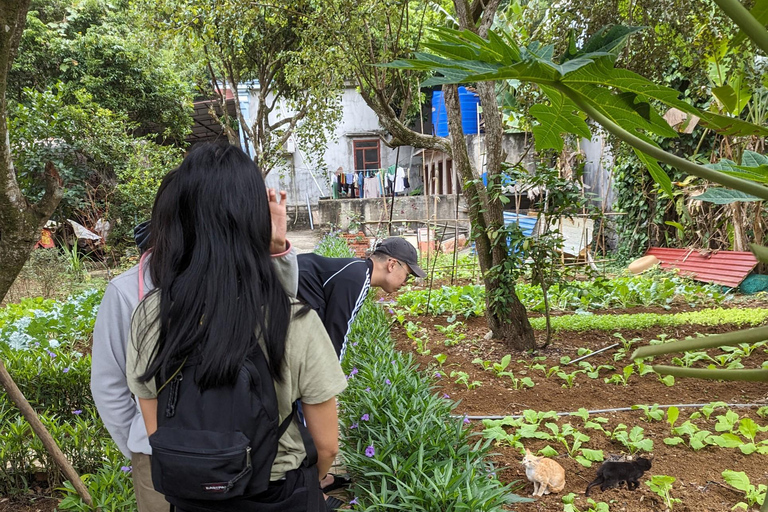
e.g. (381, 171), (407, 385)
(562, 492), (610, 512)
(450, 371), (482, 390)
(529, 307), (768, 332)
(722, 470), (768, 510)
(646, 475), (682, 509)
(632, 403), (665, 422)
(396, 273), (725, 318)
(9, 86), (183, 246)
(10, 1), (193, 141)
(604, 364), (635, 386)
(611, 424), (654, 454)
(435, 321), (467, 346)
(58, 457), (136, 512)
(0, 289), (102, 350)
(140, 0), (345, 176)
(0, 289), (124, 495)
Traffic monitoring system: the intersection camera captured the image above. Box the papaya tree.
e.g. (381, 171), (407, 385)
(388, 0), (768, 385)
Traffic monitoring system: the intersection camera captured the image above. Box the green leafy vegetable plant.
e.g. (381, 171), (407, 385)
(611, 424), (654, 454)
(723, 470), (767, 510)
(604, 365), (634, 386)
(646, 475), (681, 509)
(557, 369), (585, 389)
(450, 371), (482, 390)
(632, 404), (664, 422)
(562, 492), (610, 512)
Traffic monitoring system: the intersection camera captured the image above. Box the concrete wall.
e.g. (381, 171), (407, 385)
(316, 195), (469, 233)
(464, 132), (537, 176)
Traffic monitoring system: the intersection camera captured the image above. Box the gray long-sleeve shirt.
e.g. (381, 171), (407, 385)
(90, 245), (299, 458)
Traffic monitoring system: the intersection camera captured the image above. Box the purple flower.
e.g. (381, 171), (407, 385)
(385, 378), (391, 385)
(463, 416), (470, 424)
(46, 350), (56, 358)
(34, 342), (40, 347)
(365, 445), (375, 457)
(350, 367), (358, 376)
(361, 414), (369, 421)
(364, 387), (371, 392)
(388, 308), (395, 314)
(350, 497), (359, 505)
(62, 367), (70, 373)
(73, 410), (82, 415)
(349, 423), (359, 430)
(442, 393), (450, 399)
(434, 372), (442, 378)
(120, 466), (132, 473)
(352, 342), (358, 347)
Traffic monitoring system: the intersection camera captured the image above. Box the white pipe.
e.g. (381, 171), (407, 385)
(456, 402), (765, 421)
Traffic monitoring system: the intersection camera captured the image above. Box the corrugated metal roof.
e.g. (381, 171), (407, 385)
(503, 212), (538, 237)
(644, 247), (758, 288)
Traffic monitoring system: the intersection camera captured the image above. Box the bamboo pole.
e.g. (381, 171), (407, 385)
(0, 359), (93, 506)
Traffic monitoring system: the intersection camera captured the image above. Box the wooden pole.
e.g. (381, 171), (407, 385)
(0, 359), (93, 506)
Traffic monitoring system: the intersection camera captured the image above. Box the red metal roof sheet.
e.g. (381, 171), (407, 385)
(644, 247), (758, 288)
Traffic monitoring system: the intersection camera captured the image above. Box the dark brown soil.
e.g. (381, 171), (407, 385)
(0, 496), (58, 512)
(391, 310), (768, 512)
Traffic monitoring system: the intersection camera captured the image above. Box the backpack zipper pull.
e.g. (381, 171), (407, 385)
(165, 373), (183, 418)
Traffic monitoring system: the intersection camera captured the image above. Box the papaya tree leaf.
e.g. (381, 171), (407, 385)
(529, 86), (592, 151)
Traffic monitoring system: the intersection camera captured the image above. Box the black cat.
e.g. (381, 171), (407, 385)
(585, 457), (652, 496)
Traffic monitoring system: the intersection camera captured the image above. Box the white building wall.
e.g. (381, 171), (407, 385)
(244, 86), (413, 205)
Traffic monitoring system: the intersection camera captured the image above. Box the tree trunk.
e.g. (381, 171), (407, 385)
(443, 84), (535, 351)
(353, 0), (536, 351)
(1, 0), (66, 304)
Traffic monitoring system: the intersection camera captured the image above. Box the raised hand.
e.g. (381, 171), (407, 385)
(268, 188), (288, 254)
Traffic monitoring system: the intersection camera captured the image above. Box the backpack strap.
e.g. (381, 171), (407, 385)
(157, 357), (188, 394)
(138, 251), (149, 300)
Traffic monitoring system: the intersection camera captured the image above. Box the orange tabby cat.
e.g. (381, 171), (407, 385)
(521, 448), (566, 496)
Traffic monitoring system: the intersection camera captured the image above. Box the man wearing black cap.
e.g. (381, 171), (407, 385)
(297, 236), (426, 361)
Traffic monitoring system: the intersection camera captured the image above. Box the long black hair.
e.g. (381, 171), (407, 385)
(137, 143), (290, 389)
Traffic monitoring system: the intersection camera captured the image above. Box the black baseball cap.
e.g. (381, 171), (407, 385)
(373, 237), (426, 278)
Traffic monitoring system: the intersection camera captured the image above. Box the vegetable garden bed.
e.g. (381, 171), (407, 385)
(390, 303), (768, 512)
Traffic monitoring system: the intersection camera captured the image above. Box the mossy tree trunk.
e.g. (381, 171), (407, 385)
(0, 0), (63, 303)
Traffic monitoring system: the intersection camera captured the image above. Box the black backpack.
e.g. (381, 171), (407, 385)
(149, 346), (318, 510)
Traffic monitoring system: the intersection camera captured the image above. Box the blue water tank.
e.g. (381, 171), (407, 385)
(458, 86), (480, 134)
(432, 91), (449, 137)
(431, 87), (480, 137)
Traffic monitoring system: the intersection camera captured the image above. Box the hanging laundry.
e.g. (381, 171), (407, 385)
(394, 166), (407, 194)
(364, 177), (380, 198)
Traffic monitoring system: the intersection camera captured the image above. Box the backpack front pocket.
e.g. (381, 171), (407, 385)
(150, 428), (252, 500)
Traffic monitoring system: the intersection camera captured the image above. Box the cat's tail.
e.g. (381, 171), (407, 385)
(585, 477), (603, 497)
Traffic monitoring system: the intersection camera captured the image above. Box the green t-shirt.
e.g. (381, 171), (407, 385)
(126, 293), (348, 481)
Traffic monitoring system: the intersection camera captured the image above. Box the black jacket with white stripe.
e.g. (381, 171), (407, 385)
(297, 253), (372, 360)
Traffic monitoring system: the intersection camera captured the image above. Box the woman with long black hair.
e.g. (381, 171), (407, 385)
(126, 143), (346, 512)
